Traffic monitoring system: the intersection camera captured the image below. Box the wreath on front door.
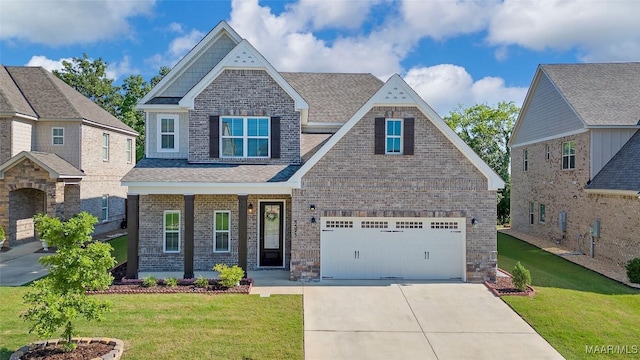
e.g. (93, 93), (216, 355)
(265, 211), (278, 222)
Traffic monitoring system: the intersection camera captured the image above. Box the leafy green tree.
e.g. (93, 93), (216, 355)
(22, 212), (116, 351)
(53, 56), (169, 161)
(443, 101), (519, 224)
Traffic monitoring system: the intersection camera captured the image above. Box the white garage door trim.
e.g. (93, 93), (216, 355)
(320, 217), (466, 281)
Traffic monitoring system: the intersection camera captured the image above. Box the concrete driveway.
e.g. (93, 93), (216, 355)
(303, 283), (564, 360)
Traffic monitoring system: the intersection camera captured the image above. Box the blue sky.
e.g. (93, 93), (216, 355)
(1, 0), (639, 115)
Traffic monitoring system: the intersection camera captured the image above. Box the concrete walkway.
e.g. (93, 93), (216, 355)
(0, 241), (49, 286)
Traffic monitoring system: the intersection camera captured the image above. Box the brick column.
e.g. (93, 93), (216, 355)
(183, 195), (194, 279)
(126, 194), (139, 279)
(238, 195), (248, 278)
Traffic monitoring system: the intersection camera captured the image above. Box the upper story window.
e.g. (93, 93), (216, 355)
(52, 128), (64, 145)
(158, 114), (179, 152)
(126, 139), (133, 163)
(523, 149), (529, 172)
(562, 141), (575, 170)
(385, 119), (403, 154)
(220, 117), (270, 158)
(102, 133), (109, 161)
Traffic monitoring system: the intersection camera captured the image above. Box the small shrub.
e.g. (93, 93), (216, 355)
(511, 261), (531, 291)
(0, 224), (5, 241)
(213, 263), (245, 288)
(194, 275), (209, 288)
(141, 276), (157, 288)
(164, 277), (178, 287)
(627, 258), (640, 283)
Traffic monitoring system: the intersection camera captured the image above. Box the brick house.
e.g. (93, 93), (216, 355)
(510, 63), (640, 274)
(0, 66), (137, 247)
(123, 21), (504, 282)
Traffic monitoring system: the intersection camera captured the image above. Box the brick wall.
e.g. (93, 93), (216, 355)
(189, 69), (300, 164)
(511, 131), (640, 270)
(291, 106), (498, 282)
(138, 194), (292, 272)
(80, 125), (135, 234)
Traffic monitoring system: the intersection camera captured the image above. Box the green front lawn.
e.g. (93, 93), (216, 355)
(0, 289), (303, 360)
(498, 233), (640, 359)
(107, 235), (128, 265)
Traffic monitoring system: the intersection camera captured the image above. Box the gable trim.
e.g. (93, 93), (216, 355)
(289, 74), (505, 191)
(178, 40), (308, 111)
(139, 21), (243, 106)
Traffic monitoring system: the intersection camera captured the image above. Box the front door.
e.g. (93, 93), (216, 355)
(259, 202), (284, 267)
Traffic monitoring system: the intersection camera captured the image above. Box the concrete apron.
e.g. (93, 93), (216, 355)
(303, 283), (565, 360)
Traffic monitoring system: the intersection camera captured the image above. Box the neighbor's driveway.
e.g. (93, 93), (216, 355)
(303, 283), (564, 360)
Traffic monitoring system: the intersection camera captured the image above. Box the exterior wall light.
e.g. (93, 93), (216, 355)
(471, 217), (479, 228)
(310, 204), (316, 211)
(311, 216), (317, 224)
(248, 203), (254, 214)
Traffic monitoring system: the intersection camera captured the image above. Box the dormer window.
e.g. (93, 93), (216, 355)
(220, 117), (270, 158)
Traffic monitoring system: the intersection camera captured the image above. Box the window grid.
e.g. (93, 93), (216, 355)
(430, 221), (459, 229)
(160, 117), (175, 149)
(221, 117), (270, 158)
(396, 221), (423, 229)
(214, 211), (231, 252)
(164, 211), (180, 253)
(126, 139), (133, 163)
(529, 202), (535, 225)
(52, 128), (64, 145)
(361, 221), (388, 229)
(523, 149), (529, 172)
(102, 133), (109, 161)
(101, 195), (108, 222)
(385, 118), (403, 154)
(325, 220), (353, 228)
(562, 141), (575, 170)
(545, 144), (550, 161)
(539, 204), (546, 224)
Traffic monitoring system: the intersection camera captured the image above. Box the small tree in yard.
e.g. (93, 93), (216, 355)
(22, 212), (116, 351)
(512, 261), (532, 291)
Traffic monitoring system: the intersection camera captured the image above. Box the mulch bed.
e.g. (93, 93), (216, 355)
(87, 262), (253, 295)
(484, 269), (535, 297)
(20, 342), (113, 360)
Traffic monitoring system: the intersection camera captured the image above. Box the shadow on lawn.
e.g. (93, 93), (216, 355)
(1, 347), (14, 360)
(498, 233), (640, 295)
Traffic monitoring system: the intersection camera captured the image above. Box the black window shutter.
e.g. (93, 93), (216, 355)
(403, 118), (415, 155)
(209, 115), (219, 158)
(271, 116), (281, 158)
(374, 117), (385, 154)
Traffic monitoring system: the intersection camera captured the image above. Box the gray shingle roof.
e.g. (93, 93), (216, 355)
(0, 65), (37, 117)
(301, 133), (332, 161)
(2, 66), (136, 134)
(281, 72), (383, 123)
(541, 63), (640, 126)
(0, 151), (84, 178)
(586, 130), (640, 191)
(121, 158), (299, 183)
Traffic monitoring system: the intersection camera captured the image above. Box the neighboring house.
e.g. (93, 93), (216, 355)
(0, 66), (137, 247)
(122, 21), (504, 282)
(510, 63), (640, 272)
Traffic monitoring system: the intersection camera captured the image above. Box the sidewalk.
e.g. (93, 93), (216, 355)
(500, 228), (640, 289)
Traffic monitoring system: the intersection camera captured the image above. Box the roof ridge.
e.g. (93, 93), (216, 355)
(3, 66), (39, 117)
(40, 67), (83, 119)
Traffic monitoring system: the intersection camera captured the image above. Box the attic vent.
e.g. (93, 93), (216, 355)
(326, 220), (353, 228)
(361, 221), (388, 229)
(431, 221), (459, 229)
(396, 221), (423, 229)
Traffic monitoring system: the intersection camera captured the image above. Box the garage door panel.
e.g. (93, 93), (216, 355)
(321, 217), (465, 280)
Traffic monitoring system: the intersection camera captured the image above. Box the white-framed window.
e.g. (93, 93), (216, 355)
(102, 133), (109, 161)
(157, 114), (179, 152)
(539, 204), (546, 224)
(126, 138), (133, 163)
(213, 211), (231, 252)
(163, 210), (180, 253)
(523, 149), (529, 172)
(529, 202), (535, 225)
(52, 127), (64, 145)
(562, 140), (575, 170)
(545, 144), (550, 161)
(101, 195), (109, 222)
(385, 118), (403, 154)
(220, 117), (269, 158)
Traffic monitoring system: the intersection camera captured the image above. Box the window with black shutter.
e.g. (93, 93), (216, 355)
(374, 117), (414, 155)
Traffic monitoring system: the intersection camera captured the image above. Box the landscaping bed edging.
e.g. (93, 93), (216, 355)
(484, 268), (536, 297)
(10, 337), (124, 360)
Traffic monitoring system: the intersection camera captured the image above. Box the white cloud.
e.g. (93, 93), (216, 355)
(285, 0), (385, 30)
(26, 55), (72, 72)
(404, 64), (527, 116)
(488, 0), (640, 61)
(0, 0), (156, 46)
(145, 29), (205, 69)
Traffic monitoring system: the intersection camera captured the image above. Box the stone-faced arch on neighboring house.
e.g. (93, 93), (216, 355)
(0, 152), (84, 247)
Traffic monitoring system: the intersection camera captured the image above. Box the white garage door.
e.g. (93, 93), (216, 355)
(321, 217), (465, 280)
